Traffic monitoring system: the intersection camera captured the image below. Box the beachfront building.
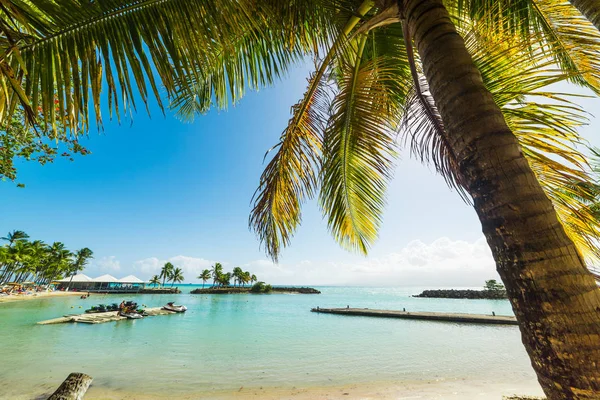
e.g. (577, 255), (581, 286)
(56, 274), (146, 293)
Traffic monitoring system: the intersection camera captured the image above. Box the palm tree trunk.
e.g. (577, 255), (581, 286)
(569, 0), (600, 32)
(403, 0), (600, 398)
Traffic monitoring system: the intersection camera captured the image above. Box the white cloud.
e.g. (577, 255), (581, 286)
(133, 255), (215, 280)
(95, 256), (121, 272)
(249, 237), (497, 286)
(126, 237), (497, 286)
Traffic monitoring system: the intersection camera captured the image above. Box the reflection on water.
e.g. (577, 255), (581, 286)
(0, 286), (534, 399)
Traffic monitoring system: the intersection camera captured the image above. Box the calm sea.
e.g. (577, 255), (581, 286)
(0, 286), (539, 399)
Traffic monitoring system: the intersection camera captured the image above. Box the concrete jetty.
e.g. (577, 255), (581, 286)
(38, 307), (178, 325)
(311, 307), (518, 325)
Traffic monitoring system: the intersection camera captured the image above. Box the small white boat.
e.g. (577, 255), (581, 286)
(120, 311), (144, 319)
(163, 302), (187, 313)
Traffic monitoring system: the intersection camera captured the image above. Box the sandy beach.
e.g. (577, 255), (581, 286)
(0, 291), (81, 303)
(59, 379), (544, 400)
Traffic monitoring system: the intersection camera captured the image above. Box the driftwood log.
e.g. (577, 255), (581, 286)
(48, 373), (93, 400)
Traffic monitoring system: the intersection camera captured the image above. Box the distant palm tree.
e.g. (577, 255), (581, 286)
(160, 262), (174, 287)
(210, 263), (223, 287)
(218, 272), (232, 287)
(198, 269), (211, 288)
(250, 274), (257, 285)
(149, 275), (161, 288)
(241, 271), (251, 287)
(1, 230), (29, 247)
(67, 248), (93, 290)
(232, 266), (243, 287)
(47, 242), (73, 285)
(170, 267), (184, 287)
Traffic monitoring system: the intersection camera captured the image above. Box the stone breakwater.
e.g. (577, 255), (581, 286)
(139, 288), (181, 294)
(413, 289), (508, 300)
(191, 287), (321, 294)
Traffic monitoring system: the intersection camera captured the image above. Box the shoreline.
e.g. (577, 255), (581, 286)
(44, 378), (544, 400)
(0, 290), (81, 303)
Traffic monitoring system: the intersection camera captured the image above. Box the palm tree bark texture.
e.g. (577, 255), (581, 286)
(569, 0), (600, 32)
(402, 0), (600, 398)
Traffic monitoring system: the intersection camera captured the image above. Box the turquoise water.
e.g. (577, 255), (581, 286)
(0, 286), (537, 398)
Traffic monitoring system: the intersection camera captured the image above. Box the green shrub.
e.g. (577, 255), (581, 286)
(251, 281), (272, 293)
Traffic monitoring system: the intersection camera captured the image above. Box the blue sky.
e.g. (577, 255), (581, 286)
(2, 61), (599, 286)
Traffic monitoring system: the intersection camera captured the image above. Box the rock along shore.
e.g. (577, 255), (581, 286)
(139, 288), (181, 294)
(413, 289), (507, 300)
(190, 286), (320, 294)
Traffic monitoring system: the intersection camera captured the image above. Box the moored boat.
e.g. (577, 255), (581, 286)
(119, 311), (144, 319)
(162, 302), (187, 313)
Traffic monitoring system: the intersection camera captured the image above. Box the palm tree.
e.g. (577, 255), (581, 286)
(218, 272), (232, 287)
(240, 271), (251, 287)
(149, 275), (161, 288)
(250, 274), (257, 285)
(1, 230), (29, 247)
(3, 2), (600, 397)
(210, 263), (223, 287)
(160, 262), (174, 288)
(232, 266), (243, 287)
(45, 242), (73, 285)
(66, 248), (93, 290)
(198, 269), (211, 288)
(170, 267), (184, 287)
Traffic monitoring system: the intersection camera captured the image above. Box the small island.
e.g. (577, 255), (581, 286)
(191, 286), (320, 294)
(189, 263), (320, 294)
(413, 280), (508, 300)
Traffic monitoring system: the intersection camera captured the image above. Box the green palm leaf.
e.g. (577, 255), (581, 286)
(457, 0), (600, 93)
(249, 0), (376, 260)
(0, 0), (289, 132)
(320, 35), (402, 253)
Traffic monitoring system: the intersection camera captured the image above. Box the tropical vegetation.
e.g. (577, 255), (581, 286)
(199, 263), (259, 288)
(0, 230), (93, 286)
(150, 262), (185, 288)
(1, 1), (600, 398)
(484, 279), (505, 293)
(250, 281), (273, 293)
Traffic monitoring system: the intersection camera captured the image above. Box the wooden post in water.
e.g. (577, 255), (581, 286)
(48, 372), (92, 400)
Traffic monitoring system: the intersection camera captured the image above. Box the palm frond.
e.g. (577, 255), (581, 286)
(454, 0), (600, 93)
(249, 72), (329, 261)
(401, 78), (468, 200)
(0, 0), (303, 133)
(319, 35), (401, 253)
(169, 29), (306, 121)
(169, 0), (353, 120)
(249, 0), (377, 260)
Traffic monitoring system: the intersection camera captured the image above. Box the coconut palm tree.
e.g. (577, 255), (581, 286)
(198, 269), (211, 288)
(149, 275), (161, 288)
(1, 230), (29, 247)
(170, 267), (184, 287)
(232, 266), (243, 287)
(250, 274), (258, 285)
(211, 263), (223, 287)
(240, 271), (251, 287)
(2, 1), (600, 397)
(160, 262), (174, 288)
(66, 247), (93, 290)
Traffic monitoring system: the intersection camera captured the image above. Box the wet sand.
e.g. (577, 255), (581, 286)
(72, 378), (545, 400)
